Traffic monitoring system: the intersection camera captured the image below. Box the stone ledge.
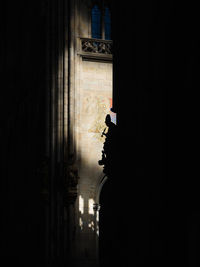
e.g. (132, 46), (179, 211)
(78, 52), (113, 62)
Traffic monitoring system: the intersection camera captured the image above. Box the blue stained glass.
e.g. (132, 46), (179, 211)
(91, 5), (101, 39)
(104, 7), (111, 40)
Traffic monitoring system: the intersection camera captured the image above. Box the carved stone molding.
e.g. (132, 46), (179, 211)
(81, 38), (112, 54)
(79, 38), (113, 61)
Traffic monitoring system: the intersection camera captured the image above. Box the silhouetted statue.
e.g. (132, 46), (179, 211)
(98, 114), (117, 176)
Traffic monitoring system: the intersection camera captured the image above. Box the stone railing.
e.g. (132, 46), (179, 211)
(79, 38), (113, 61)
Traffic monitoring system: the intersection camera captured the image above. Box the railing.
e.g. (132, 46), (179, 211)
(79, 37), (113, 61)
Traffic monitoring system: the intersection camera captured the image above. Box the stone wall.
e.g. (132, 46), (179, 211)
(77, 60), (112, 191)
(67, 1), (113, 265)
(73, 58), (112, 266)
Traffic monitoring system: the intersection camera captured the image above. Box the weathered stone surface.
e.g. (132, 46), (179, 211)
(67, 2), (113, 266)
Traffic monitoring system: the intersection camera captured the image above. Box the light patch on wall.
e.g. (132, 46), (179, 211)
(96, 226), (99, 236)
(96, 206), (100, 236)
(96, 210), (99, 222)
(79, 195), (84, 214)
(85, 95), (111, 142)
(79, 217), (83, 230)
(88, 221), (95, 231)
(88, 198), (94, 215)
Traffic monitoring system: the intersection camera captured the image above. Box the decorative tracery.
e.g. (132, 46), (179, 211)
(81, 38), (112, 54)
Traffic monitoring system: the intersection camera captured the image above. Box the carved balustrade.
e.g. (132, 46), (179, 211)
(79, 38), (113, 61)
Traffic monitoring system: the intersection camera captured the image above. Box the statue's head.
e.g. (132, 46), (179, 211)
(105, 114), (111, 126)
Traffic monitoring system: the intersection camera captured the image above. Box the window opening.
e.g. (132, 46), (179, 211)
(91, 5), (102, 39)
(104, 7), (111, 40)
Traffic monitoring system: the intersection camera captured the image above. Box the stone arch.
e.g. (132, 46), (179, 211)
(95, 173), (108, 204)
(97, 174), (112, 267)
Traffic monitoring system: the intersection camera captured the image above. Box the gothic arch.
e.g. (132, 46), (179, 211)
(95, 173), (108, 204)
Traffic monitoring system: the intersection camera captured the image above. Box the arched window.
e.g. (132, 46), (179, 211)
(91, 5), (102, 39)
(104, 7), (111, 40)
(91, 3), (112, 40)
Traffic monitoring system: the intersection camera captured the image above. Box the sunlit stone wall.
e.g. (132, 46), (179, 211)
(74, 59), (112, 266)
(68, 1), (113, 266)
(77, 60), (112, 188)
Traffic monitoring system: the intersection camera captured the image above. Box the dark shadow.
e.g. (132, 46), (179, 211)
(99, 178), (112, 267)
(98, 114), (122, 267)
(2, 2), (200, 267)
